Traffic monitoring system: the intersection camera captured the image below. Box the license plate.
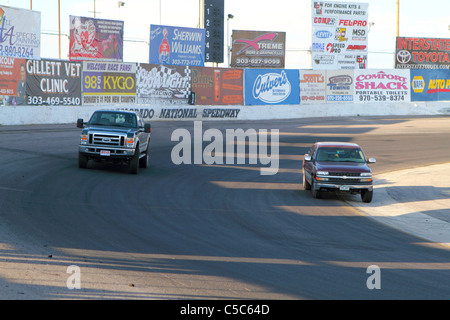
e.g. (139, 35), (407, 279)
(100, 150), (111, 156)
(339, 186), (350, 191)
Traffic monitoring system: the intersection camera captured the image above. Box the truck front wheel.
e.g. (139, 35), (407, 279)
(361, 189), (373, 203)
(78, 153), (88, 169)
(129, 148), (140, 174)
(139, 143), (150, 168)
(311, 180), (321, 199)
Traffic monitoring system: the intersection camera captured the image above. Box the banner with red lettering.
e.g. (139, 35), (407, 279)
(411, 69), (450, 101)
(300, 70), (326, 104)
(354, 69), (410, 103)
(312, 1), (368, 70)
(395, 37), (450, 69)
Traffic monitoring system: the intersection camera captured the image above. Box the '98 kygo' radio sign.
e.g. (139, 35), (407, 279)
(83, 72), (135, 93)
(82, 61), (136, 105)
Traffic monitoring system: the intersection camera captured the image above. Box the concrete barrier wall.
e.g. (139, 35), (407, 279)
(1, 101), (449, 126)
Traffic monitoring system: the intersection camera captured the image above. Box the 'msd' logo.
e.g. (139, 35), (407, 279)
(315, 30), (332, 39)
(253, 71), (291, 104)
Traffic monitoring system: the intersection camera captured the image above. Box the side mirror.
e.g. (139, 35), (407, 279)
(144, 123), (151, 133)
(304, 154), (312, 162)
(76, 119), (84, 128)
(367, 158), (376, 164)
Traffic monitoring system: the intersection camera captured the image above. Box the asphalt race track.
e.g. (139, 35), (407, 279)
(0, 115), (449, 299)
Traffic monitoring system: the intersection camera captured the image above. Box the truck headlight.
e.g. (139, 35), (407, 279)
(80, 134), (88, 145)
(315, 171), (329, 181)
(360, 173), (372, 182)
(126, 137), (135, 148)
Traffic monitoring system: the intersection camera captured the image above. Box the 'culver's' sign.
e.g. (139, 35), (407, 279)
(244, 69), (300, 105)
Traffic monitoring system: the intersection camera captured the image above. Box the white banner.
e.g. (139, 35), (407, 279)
(326, 69), (354, 103)
(312, 1), (368, 70)
(354, 69), (410, 103)
(0, 6), (41, 59)
(300, 70), (326, 104)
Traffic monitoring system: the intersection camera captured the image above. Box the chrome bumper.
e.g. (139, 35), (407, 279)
(314, 182), (373, 192)
(79, 145), (136, 157)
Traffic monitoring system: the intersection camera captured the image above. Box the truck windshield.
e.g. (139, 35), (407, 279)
(316, 147), (365, 163)
(89, 112), (137, 128)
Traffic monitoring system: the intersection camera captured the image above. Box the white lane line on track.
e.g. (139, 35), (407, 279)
(347, 163), (450, 248)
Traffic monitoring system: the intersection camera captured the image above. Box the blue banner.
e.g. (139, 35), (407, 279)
(244, 69), (300, 105)
(410, 69), (450, 101)
(149, 25), (205, 67)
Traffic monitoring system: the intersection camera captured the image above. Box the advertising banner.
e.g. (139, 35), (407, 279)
(136, 63), (191, 105)
(0, 57), (27, 105)
(311, 1), (368, 70)
(26, 59), (82, 106)
(82, 61), (136, 105)
(395, 37), (450, 69)
(149, 25), (205, 67)
(300, 70), (326, 104)
(0, 6), (41, 59)
(354, 69), (410, 103)
(244, 69), (300, 105)
(326, 69), (354, 102)
(191, 67), (244, 105)
(69, 16), (124, 62)
(230, 30), (285, 68)
(411, 69), (450, 101)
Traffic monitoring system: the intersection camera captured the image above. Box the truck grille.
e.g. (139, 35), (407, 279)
(328, 172), (361, 177)
(90, 134), (125, 147)
(328, 178), (363, 184)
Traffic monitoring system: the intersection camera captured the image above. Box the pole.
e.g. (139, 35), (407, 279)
(58, 0), (61, 59)
(396, 0), (399, 37)
(227, 18), (230, 67)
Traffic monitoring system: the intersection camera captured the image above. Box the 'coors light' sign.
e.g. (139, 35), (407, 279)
(136, 63), (191, 105)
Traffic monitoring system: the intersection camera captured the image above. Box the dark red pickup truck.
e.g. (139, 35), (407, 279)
(302, 142), (376, 203)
